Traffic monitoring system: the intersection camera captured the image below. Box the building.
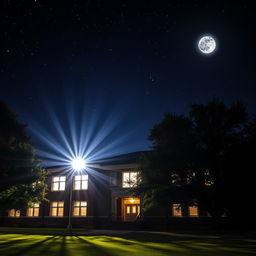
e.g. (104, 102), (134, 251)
(0, 151), (210, 229)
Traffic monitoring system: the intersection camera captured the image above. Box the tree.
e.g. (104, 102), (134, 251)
(134, 100), (255, 225)
(0, 101), (46, 211)
(133, 114), (197, 217)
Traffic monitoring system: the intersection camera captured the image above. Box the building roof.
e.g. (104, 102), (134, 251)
(45, 151), (150, 172)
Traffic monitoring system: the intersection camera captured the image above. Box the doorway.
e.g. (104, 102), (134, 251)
(123, 198), (140, 222)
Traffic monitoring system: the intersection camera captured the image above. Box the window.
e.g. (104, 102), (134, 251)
(204, 169), (214, 186)
(172, 204), (182, 217)
(50, 201), (64, 217)
(188, 206), (199, 217)
(51, 176), (66, 191)
(9, 209), (20, 217)
(122, 171), (138, 188)
(73, 201), (87, 216)
(27, 203), (40, 217)
(109, 172), (117, 186)
(73, 175), (88, 190)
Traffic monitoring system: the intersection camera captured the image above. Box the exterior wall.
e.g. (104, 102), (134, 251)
(0, 161), (211, 229)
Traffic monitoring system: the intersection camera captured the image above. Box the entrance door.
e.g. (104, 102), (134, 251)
(124, 204), (140, 222)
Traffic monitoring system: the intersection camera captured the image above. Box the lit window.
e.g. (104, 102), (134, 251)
(73, 175), (88, 190)
(188, 206), (199, 217)
(122, 172), (138, 188)
(8, 209), (20, 217)
(73, 201), (87, 216)
(172, 204), (182, 217)
(50, 201), (64, 217)
(51, 176), (66, 191)
(27, 203), (40, 217)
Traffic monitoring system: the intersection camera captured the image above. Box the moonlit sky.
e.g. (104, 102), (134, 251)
(0, 1), (255, 166)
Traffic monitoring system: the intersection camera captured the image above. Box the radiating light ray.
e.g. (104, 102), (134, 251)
(29, 87), (140, 170)
(46, 108), (76, 159)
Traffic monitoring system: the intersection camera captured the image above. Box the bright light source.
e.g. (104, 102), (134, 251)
(71, 157), (86, 171)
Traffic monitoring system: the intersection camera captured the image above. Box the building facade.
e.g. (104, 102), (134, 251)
(0, 152), (210, 229)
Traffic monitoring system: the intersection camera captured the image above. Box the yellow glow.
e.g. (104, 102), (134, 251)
(123, 198), (140, 205)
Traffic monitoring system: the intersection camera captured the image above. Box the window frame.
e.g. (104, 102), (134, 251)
(50, 201), (64, 217)
(8, 209), (20, 217)
(51, 176), (66, 191)
(27, 203), (40, 217)
(188, 205), (199, 217)
(72, 201), (87, 217)
(122, 171), (138, 188)
(172, 204), (182, 217)
(73, 174), (88, 190)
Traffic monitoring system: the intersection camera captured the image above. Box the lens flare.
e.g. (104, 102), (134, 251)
(71, 157), (86, 171)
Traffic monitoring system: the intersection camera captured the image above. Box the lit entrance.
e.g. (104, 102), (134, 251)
(123, 198), (140, 222)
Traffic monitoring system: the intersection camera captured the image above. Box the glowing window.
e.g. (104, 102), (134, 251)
(172, 204), (182, 217)
(51, 176), (66, 191)
(73, 201), (87, 216)
(27, 203), (40, 217)
(122, 172), (138, 188)
(188, 206), (199, 217)
(73, 175), (88, 190)
(50, 201), (64, 217)
(8, 209), (20, 217)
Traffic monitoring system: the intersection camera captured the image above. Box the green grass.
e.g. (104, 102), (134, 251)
(0, 233), (255, 256)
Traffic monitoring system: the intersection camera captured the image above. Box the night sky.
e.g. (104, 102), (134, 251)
(1, 1), (255, 166)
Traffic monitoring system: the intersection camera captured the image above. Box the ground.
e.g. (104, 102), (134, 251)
(0, 229), (255, 256)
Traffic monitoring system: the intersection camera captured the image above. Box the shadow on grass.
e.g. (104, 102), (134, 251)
(7, 235), (57, 256)
(0, 234), (256, 256)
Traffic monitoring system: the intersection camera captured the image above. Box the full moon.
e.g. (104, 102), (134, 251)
(198, 36), (216, 54)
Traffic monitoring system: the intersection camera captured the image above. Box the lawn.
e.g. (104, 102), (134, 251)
(0, 233), (255, 256)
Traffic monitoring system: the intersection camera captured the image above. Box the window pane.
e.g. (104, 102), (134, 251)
(82, 175), (88, 180)
(59, 182), (65, 190)
(9, 209), (15, 217)
(130, 172), (138, 186)
(189, 206), (199, 217)
(52, 182), (59, 191)
(51, 208), (57, 216)
(58, 207), (64, 216)
(75, 175), (81, 181)
(74, 181), (81, 190)
(58, 202), (64, 207)
(16, 210), (20, 217)
(52, 202), (58, 207)
(60, 176), (66, 181)
(81, 180), (88, 190)
(53, 177), (59, 182)
(73, 201), (80, 207)
(34, 208), (39, 217)
(27, 208), (33, 216)
(73, 207), (79, 216)
(122, 172), (130, 187)
(81, 201), (87, 206)
(126, 206), (130, 214)
(81, 207), (87, 216)
(172, 204), (182, 217)
(132, 206), (136, 214)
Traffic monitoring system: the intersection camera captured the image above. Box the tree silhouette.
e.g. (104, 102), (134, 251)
(0, 100), (46, 211)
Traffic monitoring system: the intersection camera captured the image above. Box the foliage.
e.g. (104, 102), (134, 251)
(134, 100), (255, 221)
(0, 100), (47, 210)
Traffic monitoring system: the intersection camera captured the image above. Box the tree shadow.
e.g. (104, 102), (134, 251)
(74, 235), (115, 256)
(7, 235), (57, 256)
